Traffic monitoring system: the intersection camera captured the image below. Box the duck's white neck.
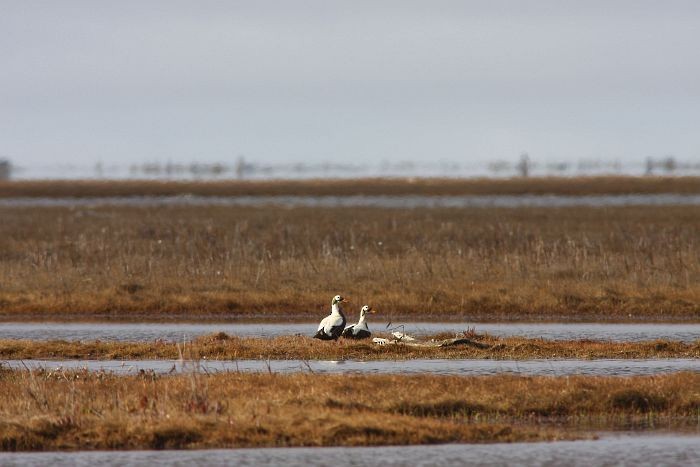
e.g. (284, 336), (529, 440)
(331, 303), (344, 316)
(357, 313), (367, 324)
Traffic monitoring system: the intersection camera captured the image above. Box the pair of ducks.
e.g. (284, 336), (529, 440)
(313, 295), (376, 340)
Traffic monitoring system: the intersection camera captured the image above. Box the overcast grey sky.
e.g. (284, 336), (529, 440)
(1, 1), (699, 167)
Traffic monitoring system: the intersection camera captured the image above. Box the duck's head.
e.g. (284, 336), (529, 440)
(360, 305), (376, 317)
(332, 295), (348, 306)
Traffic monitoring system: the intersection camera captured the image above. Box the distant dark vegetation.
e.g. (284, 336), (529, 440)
(1, 176), (700, 198)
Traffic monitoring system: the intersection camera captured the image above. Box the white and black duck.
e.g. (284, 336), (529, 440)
(341, 305), (376, 339)
(314, 295), (347, 340)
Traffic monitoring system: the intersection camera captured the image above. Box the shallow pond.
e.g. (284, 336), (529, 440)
(0, 434), (697, 467)
(3, 193), (700, 209)
(1, 322), (698, 343)
(3, 358), (698, 376)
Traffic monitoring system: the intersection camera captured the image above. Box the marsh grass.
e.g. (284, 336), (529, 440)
(0, 333), (698, 360)
(0, 202), (699, 320)
(0, 370), (696, 451)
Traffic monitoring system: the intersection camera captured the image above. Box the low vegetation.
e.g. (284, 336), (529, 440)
(0, 200), (699, 321)
(1, 333), (698, 360)
(0, 370), (696, 451)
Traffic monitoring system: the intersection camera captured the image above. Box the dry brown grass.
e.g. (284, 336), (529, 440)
(2, 176), (700, 197)
(1, 334), (698, 360)
(0, 370), (697, 451)
(0, 202), (699, 321)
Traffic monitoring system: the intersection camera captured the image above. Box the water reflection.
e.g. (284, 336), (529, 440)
(2, 193), (700, 209)
(1, 322), (697, 343)
(2, 358), (698, 376)
(0, 434), (697, 467)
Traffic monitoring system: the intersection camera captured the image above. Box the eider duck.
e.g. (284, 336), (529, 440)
(342, 305), (376, 339)
(314, 295), (347, 340)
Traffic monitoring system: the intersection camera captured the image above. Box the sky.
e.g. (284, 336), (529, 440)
(1, 1), (699, 169)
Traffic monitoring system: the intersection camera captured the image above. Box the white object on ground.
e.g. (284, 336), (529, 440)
(391, 332), (416, 341)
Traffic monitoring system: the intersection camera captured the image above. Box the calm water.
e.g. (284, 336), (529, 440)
(2, 193), (700, 209)
(0, 435), (697, 467)
(1, 322), (698, 343)
(3, 358), (698, 376)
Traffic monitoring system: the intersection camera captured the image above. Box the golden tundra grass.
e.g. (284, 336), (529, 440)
(0, 370), (697, 451)
(1, 202), (699, 320)
(1, 333), (699, 360)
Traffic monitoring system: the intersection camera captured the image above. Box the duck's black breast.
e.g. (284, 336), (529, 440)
(332, 312), (346, 337)
(345, 328), (371, 339)
(313, 329), (334, 340)
(329, 320), (345, 339)
(341, 324), (355, 338)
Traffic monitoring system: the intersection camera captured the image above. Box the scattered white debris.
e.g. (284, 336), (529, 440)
(391, 332), (416, 341)
(372, 336), (490, 349)
(372, 337), (390, 345)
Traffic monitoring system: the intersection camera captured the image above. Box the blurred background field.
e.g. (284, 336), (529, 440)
(0, 179), (698, 322)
